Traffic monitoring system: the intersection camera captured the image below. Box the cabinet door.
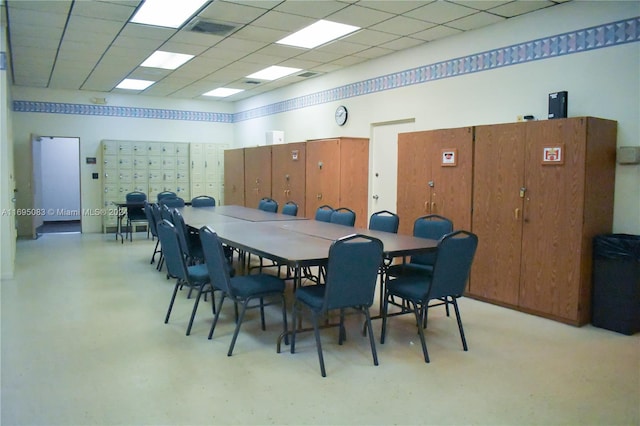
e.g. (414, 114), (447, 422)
(428, 127), (473, 230)
(272, 142), (306, 215)
(470, 123), (525, 305)
(244, 146), (272, 208)
(339, 138), (369, 228)
(397, 131), (432, 235)
(519, 119), (587, 321)
(224, 148), (245, 206)
(305, 139), (341, 218)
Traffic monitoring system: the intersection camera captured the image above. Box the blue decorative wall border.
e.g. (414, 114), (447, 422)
(12, 101), (233, 123)
(12, 16), (639, 123)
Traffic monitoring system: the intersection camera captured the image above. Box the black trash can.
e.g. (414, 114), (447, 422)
(591, 234), (640, 335)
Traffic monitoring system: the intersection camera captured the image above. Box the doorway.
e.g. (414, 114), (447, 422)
(369, 120), (415, 221)
(31, 136), (81, 236)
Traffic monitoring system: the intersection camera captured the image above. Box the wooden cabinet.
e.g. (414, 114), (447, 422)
(272, 142), (306, 214)
(396, 127), (473, 235)
(469, 117), (617, 325)
(243, 146), (272, 209)
(305, 137), (369, 228)
(223, 148), (245, 206)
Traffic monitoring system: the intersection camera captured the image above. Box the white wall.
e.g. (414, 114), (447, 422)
(40, 137), (80, 221)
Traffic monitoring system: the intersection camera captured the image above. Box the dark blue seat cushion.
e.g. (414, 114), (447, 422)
(230, 274), (284, 298)
(387, 263), (433, 277)
(386, 275), (431, 302)
(187, 264), (210, 283)
(295, 284), (326, 311)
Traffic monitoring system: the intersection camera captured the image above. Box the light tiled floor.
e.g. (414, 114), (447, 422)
(2, 233), (639, 425)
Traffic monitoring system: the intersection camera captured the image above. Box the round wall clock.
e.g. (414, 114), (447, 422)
(335, 105), (348, 126)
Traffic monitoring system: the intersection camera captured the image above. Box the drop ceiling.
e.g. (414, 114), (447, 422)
(3, 0), (570, 102)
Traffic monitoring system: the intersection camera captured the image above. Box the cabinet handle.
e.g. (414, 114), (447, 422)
(424, 201), (429, 212)
(317, 193), (322, 200)
(515, 208), (520, 220)
(431, 202), (436, 213)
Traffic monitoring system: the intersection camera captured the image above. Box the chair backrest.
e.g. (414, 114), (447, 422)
(258, 197), (278, 213)
(323, 234), (383, 310)
(428, 230), (478, 300)
(199, 226), (233, 295)
(156, 220), (189, 281)
(369, 210), (399, 234)
(151, 203), (163, 228)
(157, 191), (177, 202)
(410, 214), (454, 266)
(315, 205), (334, 222)
(160, 196), (185, 208)
(160, 203), (174, 223)
(330, 207), (356, 227)
(171, 209), (191, 257)
(191, 195), (216, 207)
(144, 202), (158, 237)
(126, 191), (147, 203)
(282, 201), (298, 216)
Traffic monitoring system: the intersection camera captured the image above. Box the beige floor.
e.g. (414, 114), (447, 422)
(1, 232), (638, 426)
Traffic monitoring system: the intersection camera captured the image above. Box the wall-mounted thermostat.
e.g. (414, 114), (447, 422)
(617, 146), (640, 165)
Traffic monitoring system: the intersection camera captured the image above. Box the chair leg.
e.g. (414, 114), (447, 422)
(363, 307), (379, 366)
(451, 297), (468, 351)
(290, 302), (298, 354)
(208, 293), (227, 340)
(338, 308), (346, 345)
(186, 283), (207, 336)
(414, 302), (430, 363)
(280, 294), (289, 346)
(380, 291), (390, 344)
(164, 279), (181, 324)
(228, 301), (249, 356)
(259, 297), (266, 330)
(150, 239), (160, 264)
(311, 313), (326, 377)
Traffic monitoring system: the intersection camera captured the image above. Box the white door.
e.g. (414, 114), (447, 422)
(30, 135), (43, 238)
(369, 120), (415, 221)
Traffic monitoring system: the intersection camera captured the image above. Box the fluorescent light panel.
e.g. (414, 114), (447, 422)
(276, 20), (360, 49)
(130, 0), (208, 29)
(203, 88), (244, 97)
(116, 79), (155, 90)
(141, 51), (194, 70)
(246, 66), (301, 81)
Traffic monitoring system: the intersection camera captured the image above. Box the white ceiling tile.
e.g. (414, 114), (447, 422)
(357, 1), (427, 15)
(324, 4), (395, 27)
(380, 36), (426, 51)
(198, 1), (268, 24)
(489, 0), (555, 18)
(71, 1), (137, 21)
(230, 24), (289, 43)
(346, 29), (404, 47)
(273, 0), (349, 19)
(447, 11), (505, 31)
(212, 37), (268, 53)
(352, 46), (396, 60)
(249, 10), (315, 32)
(405, 1), (477, 24)
(453, 1), (511, 12)
(411, 25), (463, 42)
(370, 15), (435, 36)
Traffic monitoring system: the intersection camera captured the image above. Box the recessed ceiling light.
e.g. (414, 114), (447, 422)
(141, 51), (194, 70)
(116, 78), (155, 90)
(130, 0), (209, 29)
(276, 20), (360, 49)
(203, 88), (244, 97)
(246, 66), (302, 81)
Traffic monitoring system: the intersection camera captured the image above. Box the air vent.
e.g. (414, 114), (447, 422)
(298, 71), (319, 78)
(186, 18), (237, 36)
(245, 80), (261, 85)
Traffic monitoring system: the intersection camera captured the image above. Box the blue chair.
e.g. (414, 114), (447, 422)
(291, 234), (384, 377)
(124, 191), (147, 242)
(191, 195), (216, 207)
(200, 226), (288, 356)
(315, 205), (334, 222)
(171, 209), (203, 266)
(144, 202), (161, 265)
(369, 210), (400, 234)
(387, 214), (453, 278)
(157, 191), (177, 203)
(381, 230), (478, 363)
(282, 201), (298, 216)
(151, 203), (165, 270)
(160, 196), (185, 208)
(157, 220), (212, 336)
(258, 197), (278, 213)
(330, 207), (356, 227)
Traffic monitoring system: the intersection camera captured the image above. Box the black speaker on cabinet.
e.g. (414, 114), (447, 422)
(548, 91), (568, 119)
